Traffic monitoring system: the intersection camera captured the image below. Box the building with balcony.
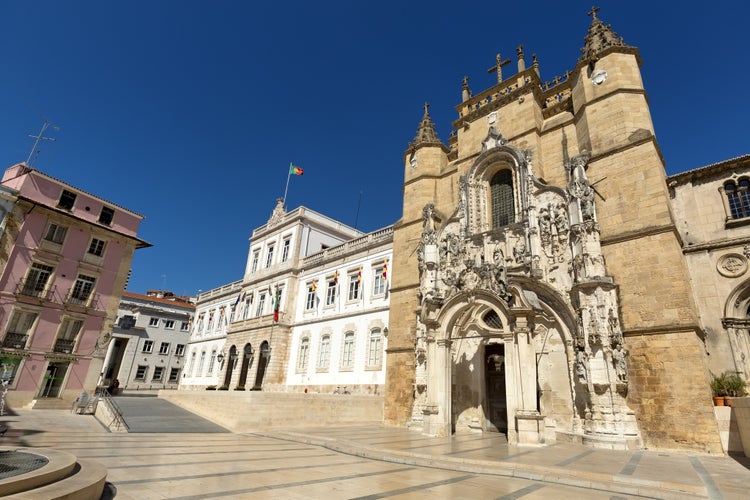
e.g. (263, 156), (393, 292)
(102, 291), (194, 392)
(0, 163), (149, 407)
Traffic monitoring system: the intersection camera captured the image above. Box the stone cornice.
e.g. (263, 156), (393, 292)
(623, 323), (704, 340)
(682, 234), (750, 254)
(600, 223), (675, 246)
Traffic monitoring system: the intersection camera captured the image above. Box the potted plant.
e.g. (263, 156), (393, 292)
(711, 372), (729, 406)
(711, 371), (747, 406)
(724, 371), (748, 406)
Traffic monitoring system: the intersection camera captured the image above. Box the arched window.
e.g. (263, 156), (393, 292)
(341, 331), (355, 369)
(490, 170), (514, 228)
(367, 328), (383, 367)
(725, 179), (750, 219)
(297, 337), (310, 371)
(188, 351), (196, 376)
(317, 334), (331, 369)
(197, 351), (206, 376)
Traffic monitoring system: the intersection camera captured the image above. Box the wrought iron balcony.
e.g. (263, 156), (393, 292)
(53, 338), (76, 354)
(2, 332), (28, 349)
(64, 290), (102, 309)
(15, 280), (56, 301)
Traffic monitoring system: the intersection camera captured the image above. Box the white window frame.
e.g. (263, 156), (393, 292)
(373, 265), (386, 296)
(180, 321), (189, 331)
(142, 340), (154, 353)
(317, 334), (331, 370)
(88, 238), (107, 257)
(367, 328), (383, 367)
(159, 342), (170, 355)
(256, 293), (266, 317)
(347, 273), (360, 301)
(163, 319), (175, 329)
(265, 244), (275, 268)
(175, 344), (185, 357)
(69, 274), (96, 305)
(341, 331), (355, 370)
(305, 284), (316, 310)
(251, 250), (260, 273)
(296, 337), (310, 371)
(325, 277), (337, 306)
(148, 317), (159, 327)
(281, 237), (291, 262)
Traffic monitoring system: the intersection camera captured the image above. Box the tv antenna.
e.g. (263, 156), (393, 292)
(26, 115), (60, 167)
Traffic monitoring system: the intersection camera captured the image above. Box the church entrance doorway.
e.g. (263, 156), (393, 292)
(484, 343), (507, 433)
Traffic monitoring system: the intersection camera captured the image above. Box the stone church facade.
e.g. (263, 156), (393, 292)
(385, 10), (727, 452)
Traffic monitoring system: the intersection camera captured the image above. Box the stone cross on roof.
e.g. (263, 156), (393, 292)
(487, 53), (511, 84)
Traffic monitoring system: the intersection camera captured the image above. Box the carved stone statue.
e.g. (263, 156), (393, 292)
(612, 344), (628, 383)
(575, 349), (588, 383)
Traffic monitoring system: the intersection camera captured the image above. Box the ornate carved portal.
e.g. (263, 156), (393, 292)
(413, 129), (640, 448)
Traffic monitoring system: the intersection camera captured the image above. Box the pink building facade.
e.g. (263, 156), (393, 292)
(0, 163), (149, 408)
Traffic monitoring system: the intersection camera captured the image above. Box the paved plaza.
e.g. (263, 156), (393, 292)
(1, 401), (749, 499)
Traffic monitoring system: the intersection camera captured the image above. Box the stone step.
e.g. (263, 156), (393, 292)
(30, 398), (71, 410)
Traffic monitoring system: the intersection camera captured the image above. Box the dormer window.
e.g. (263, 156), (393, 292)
(58, 190), (77, 210)
(99, 206), (115, 225)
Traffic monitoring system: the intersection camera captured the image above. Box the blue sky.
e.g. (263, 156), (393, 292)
(1, 2), (747, 297)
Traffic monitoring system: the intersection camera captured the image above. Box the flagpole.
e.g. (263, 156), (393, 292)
(282, 162), (292, 209)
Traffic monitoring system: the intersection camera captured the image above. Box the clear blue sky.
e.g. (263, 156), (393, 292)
(1, 2), (747, 297)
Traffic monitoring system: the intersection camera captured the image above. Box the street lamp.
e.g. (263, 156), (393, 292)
(217, 352), (225, 364)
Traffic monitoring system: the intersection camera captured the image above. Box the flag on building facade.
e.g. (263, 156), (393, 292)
(273, 288), (282, 322)
(333, 270), (339, 285)
(290, 164), (304, 176)
(357, 268), (362, 284)
(311, 279), (318, 292)
(382, 260), (388, 280)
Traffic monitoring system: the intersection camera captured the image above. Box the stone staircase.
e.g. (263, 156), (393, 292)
(29, 398), (72, 410)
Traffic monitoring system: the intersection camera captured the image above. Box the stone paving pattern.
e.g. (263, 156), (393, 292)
(1, 405), (749, 499)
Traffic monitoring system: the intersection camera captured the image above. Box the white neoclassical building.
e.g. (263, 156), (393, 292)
(180, 200), (392, 394)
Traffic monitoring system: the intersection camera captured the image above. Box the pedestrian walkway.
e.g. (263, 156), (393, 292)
(113, 396), (229, 433)
(261, 425), (750, 499)
(1, 408), (749, 499)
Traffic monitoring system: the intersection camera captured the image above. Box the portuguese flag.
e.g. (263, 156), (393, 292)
(290, 164), (304, 176)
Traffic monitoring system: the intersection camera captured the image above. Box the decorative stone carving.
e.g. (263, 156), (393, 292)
(612, 344), (628, 383)
(717, 253), (748, 278)
(267, 198), (286, 227)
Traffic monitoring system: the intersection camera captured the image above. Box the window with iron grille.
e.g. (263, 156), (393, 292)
(23, 263), (54, 297)
(152, 366), (164, 381)
(490, 170), (515, 228)
(135, 365), (148, 380)
(70, 275), (96, 304)
(3, 310), (38, 348)
(168, 368), (180, 382)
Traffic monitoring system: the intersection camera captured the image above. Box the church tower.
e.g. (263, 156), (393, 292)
(385, 8), (722, 452)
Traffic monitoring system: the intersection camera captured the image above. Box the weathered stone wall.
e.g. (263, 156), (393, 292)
(625, 331), (722, 453)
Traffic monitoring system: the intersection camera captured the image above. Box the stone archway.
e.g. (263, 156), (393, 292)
(237, 343), (254, 389)
(252, 341), (270, 390)
(722, 279), (750, 380)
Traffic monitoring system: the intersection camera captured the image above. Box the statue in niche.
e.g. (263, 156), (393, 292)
(422, 204), (438, 244)
(554, 204), (569, 237)
(608, 308), (621, 338)
(575, 310), (585, 348)
(612, 344), (628, 383)
(573, 254), (584, 281)
(513, 238), (527, 264)
(575, 349), (588, 383)
(588, 309), (602, 346)
(493, 247), (504, 266)
(539, 207), (552, 242)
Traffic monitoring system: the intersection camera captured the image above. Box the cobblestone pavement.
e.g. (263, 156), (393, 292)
(1, 408), (749, 499)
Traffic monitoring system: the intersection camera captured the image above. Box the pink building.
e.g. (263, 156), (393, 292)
(0, 163), (149, 408)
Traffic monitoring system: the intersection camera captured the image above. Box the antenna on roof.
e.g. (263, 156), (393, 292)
(26, 114), (60, 167)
